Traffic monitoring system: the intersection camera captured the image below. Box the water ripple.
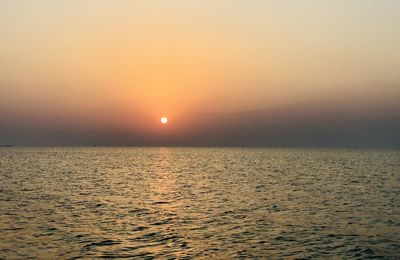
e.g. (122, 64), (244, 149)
(0, 147), (399, 258)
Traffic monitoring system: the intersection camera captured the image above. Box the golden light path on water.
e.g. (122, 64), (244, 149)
(0, 147), (399, 258)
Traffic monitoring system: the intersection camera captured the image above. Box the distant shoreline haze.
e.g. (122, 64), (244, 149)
(1, 101), (399, 148)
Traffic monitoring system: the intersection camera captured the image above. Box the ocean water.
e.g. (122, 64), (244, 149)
(0, 147), (399, 259)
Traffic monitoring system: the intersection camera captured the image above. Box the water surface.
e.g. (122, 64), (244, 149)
(1, 148), (399, 259)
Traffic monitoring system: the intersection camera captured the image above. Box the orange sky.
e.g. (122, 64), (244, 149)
(0, 1), (399, 146)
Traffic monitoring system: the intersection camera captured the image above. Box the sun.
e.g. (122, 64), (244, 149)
(161, 117), (168, 124)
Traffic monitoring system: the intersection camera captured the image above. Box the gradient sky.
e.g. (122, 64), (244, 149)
(1, 0), (399, 147)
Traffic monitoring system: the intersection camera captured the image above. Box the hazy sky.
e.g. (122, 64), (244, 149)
(1, 0), (399, 147)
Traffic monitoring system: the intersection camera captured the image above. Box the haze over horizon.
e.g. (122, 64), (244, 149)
(1, 0), (399, 147)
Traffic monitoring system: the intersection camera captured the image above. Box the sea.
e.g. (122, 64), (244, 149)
(0, 147), (399, 259)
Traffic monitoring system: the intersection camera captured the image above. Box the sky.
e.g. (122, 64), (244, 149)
(0, 0), (399, 147)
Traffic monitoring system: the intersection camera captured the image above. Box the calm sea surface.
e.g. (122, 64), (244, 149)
(0, 148), (399, 259)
